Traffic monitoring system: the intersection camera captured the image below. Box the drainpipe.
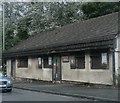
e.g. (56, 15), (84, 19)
(112, 33), (119, 85)
(112, 10), (120, 85)
(112, 43), (116, 85)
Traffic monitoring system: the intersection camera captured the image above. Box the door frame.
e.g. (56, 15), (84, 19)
(52, 54), (62, 82)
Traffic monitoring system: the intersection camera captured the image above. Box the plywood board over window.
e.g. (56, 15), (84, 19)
(90, 50), (109, 69)
(17, 57), (28, 68)
(70, 52), (85, 69)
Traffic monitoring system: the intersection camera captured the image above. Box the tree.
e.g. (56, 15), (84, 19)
(81, 2), (120, 19)
(4, 2), (30, 50)
(16, 2), (82, 38)
(49, 2), (82, 26)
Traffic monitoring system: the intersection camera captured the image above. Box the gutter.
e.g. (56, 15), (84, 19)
(3, 40), (113, 59)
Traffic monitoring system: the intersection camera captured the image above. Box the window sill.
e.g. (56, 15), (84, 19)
(18, 67), (28, 69)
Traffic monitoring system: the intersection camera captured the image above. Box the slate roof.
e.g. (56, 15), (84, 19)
(4, 12), (119, 58)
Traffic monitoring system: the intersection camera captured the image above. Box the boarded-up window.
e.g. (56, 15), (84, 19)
(91, 51), (109, 69)
(76, 55), (85, 69)
(70, 52), (85, 69)
(43, 56), (52, 68)
(17, 57), (28, 68)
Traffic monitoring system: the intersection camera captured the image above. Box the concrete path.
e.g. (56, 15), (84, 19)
(13, 81), (119, 101)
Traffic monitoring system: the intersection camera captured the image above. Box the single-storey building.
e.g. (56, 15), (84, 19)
(3, 12), (120, 85)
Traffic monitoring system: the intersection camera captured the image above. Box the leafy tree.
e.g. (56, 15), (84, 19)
(81, 2), (120, 19)
(49, 2), (81, 26)
(16, 2), (82, 36)
(4, 2), (29, 50)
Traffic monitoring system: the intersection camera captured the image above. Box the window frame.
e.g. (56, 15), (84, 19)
(70, 52), (85, 69)
(70, 56), (76, 69)
(38, 57), (42, 69)
(43, 56), (52, 68)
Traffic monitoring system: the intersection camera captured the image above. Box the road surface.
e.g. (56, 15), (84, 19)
(2, 88), (93, 101)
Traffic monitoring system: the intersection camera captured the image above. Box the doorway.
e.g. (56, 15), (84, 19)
(53, 55), (61, 82)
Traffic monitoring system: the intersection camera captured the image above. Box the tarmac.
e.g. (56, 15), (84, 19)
(13, 81), (120, 102)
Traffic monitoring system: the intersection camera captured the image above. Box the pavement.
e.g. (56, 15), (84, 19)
(13, 81), (120, 102)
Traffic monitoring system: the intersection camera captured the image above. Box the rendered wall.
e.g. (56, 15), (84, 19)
(62, 52), (113, 85)
(6, 51), (113, 84)
(6, 59), (11, 77)
(7, 57), (52, 81)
